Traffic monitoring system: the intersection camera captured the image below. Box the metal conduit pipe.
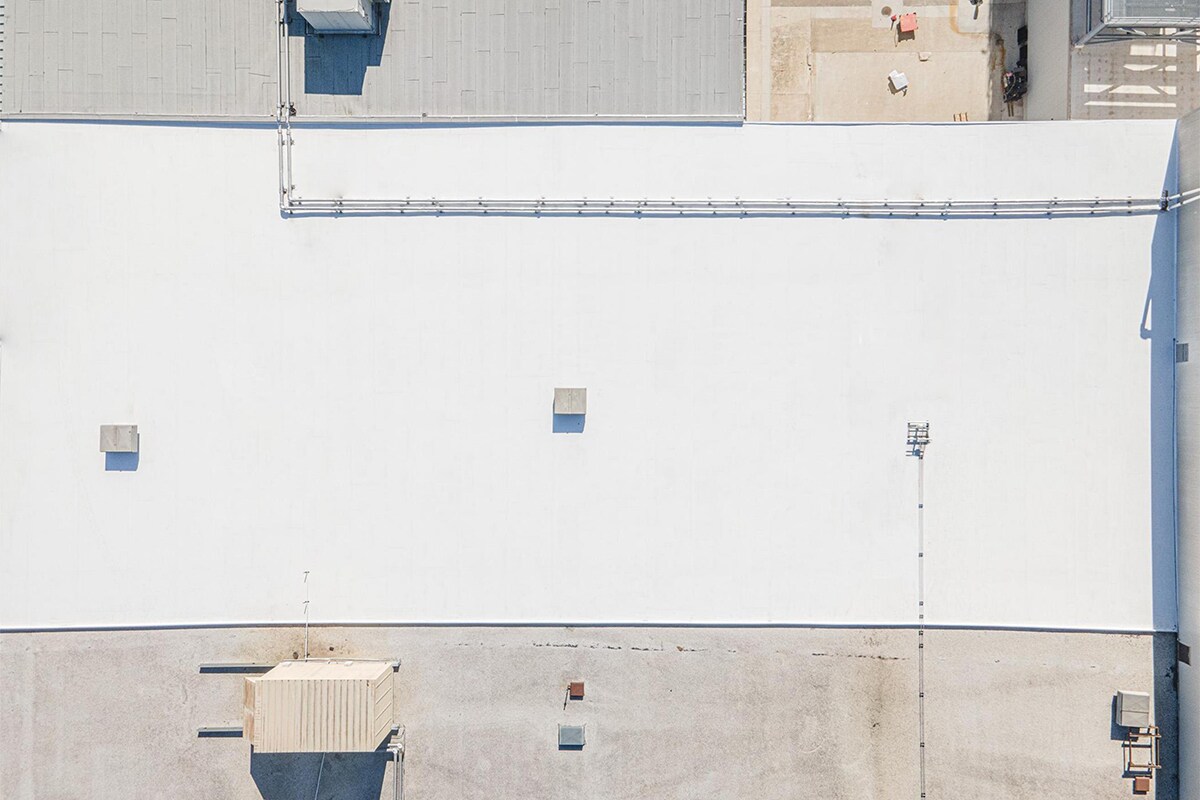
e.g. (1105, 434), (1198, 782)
(275, 106), (1200, 219)
(275, 111), (1193, 217)
(276, 0), (289, 208)
(284, 197), (1096, 207)
(388, 729), (406, 800)
(280, 194), (1186, 218)
(283, 7), (293, 202)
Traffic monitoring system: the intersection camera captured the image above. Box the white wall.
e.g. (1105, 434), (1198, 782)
(1176, 106), (1200, 800)
(1025, 0), (1071, 120)
(0, 121), (1178, 630)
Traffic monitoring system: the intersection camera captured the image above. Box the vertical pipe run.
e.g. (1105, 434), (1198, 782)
(389, 728), (406, 800)
(276, 0), (294, 211)
(283, 0), (294, 200)
(276, 0), (288, 208)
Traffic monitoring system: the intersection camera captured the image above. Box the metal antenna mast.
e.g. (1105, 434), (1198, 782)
(303, 570), (311, 659)
(906, 422), (931, 799)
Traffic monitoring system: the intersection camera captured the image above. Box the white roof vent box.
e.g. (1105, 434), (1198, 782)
(99, 425), (139, 453)
(1116, 689), (1152, 728)
(554, 388), (587, 415)
(296, 0), (382, 34)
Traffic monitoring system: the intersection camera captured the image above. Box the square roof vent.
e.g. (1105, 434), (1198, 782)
(100, 425), (139, 453)
(554, 388), (587, 415)
(558, 724), (585, 748)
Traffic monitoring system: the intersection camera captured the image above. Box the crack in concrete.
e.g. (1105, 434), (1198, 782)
(810, 652), (907, 661)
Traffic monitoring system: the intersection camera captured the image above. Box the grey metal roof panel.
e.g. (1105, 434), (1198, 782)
(1106, 0), (1200, 19)
(2, 0), (743, 118)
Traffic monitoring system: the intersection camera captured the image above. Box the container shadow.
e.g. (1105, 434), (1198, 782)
(299, 4), (389, 96)
(250, 752), (387, 800)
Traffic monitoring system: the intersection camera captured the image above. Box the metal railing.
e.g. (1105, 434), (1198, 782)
(279, 193), (1194, 218)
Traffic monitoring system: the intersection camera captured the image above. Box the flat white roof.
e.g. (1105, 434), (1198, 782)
(0, 120), (1179, 631)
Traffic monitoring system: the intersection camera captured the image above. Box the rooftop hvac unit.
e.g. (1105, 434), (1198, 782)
(296, 0), (377, 34)
(1117, 690), (1152, 728)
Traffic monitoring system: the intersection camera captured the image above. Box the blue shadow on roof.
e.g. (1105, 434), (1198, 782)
(105, 452), (139, 472)
(301, 3), (389, 96)
(552, 414), (585, 434)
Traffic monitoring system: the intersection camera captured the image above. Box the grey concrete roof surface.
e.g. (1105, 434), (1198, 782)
(0, 0), (746, 119)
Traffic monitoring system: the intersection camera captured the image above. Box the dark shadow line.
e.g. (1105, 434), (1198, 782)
(197, 728), (244, 738)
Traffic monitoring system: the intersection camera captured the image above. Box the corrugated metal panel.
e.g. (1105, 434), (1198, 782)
(3, 0), (277, 116)
(371, 668), (394, 746)
(1106, 0), (1200, 20)
(1, 0), (744, 118)
(248, 660), (393, 753)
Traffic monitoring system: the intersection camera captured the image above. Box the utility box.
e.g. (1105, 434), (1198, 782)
(1117, 690), (1151, 728)
(99, 425), (139, 453)
(558, 724), (586, 747)
(296, 0), (375, 33)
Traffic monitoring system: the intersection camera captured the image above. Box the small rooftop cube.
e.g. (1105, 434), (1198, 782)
(99, 425), (139, 453)
(554, 388), (587, 415)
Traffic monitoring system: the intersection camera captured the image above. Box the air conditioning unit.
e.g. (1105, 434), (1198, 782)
(296, 0), (378, 34)
(1116, 690), (1151, 728)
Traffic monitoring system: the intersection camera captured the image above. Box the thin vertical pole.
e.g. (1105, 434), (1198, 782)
(303, 570), (311, 660)
(917, 456), (927, 800)
(313, 752), (325, 800)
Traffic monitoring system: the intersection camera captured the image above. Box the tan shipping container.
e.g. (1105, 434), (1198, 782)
(244, 660), (394, 753)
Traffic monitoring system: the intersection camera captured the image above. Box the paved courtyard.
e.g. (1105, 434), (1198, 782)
(747, 0), (1027, 122)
